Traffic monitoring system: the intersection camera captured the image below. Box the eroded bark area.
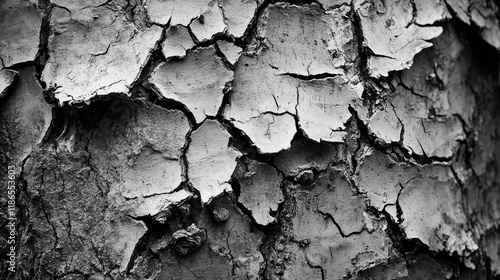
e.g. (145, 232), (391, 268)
(0, 0), (500, 279)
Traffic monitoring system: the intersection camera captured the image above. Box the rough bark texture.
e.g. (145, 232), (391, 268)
(1, 0), (500, 279)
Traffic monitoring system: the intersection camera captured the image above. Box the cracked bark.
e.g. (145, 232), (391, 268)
(1, 0), (500, 279)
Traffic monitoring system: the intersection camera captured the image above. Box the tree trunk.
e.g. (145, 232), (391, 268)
(1, 0), (500, 279)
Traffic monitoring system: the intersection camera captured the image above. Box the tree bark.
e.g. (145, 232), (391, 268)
(1, 0), (500, 279)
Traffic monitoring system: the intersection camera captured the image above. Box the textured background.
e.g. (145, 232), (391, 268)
(1, 0), (500, 279)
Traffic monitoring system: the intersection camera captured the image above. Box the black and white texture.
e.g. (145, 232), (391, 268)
(1, 0), (500, 279)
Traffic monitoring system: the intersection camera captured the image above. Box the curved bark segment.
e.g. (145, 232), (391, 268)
(187, 120), (241, 203)
(42, 2), (163, 105)
(161, 25), (195, 59)
(0, 68), (18, 100)
(355, 0), (445, 77)
(151, 46), (233, 124)
(0, 0), (41, 67)
(234, 159), (284, 225)
(297, 77), (364, 143)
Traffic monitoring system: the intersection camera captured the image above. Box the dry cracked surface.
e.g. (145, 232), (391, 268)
(1, 0), (500, 279)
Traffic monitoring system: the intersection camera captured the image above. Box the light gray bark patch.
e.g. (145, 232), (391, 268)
(146, 0), (212, 26)
(393, 86), (465, 158)
(42, 3), (163, 104)
(297, 76), (364, 143)
(0, 0), (42, 67)
(187, 120), (240, 203)
(355, 0), (444, 77)
(258, 3), (356, 76)
(399, 166), (478, 256)
(224, 51), (299, 153)
(216, 41), (242, 65)
(0, 68), (17, 100)
(234, 159), (284, 225)
(161, 25), (195, 59)
(219, 0), (259, 38)
(107, 216), (148, 272)
(189, 1), (226, 42)
(151, 46), (233, 124)
(232, 113), (297, 154)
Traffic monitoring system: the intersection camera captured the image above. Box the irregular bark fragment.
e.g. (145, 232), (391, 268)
(151, 46), (233, 123)
(399, 166), (478, 256)
(274, 139), (339, 176)
(190, 1), (226, 42)
(258, 3), (356, 76)
(232, 113), (297, 154)
(146, 0), (212, 26)
(172, 224), (207, 256)
(0, 67), (52, 166)
(217, 41), (242, 65)
(367, 103), (402, 143)
(161, 25), (195, 59)
(0, 68), (17, 100)
(108, 216), (147, 272)
(392, 86), (465, 157)
(42, 4), (163, 104)
(0, 0), (41, 67)
(219, 0), (258, 38)
(355, 0), (444, 77)
(297, 76), (364, 143)
(127, 190), (191, 219)
(224, 52), (300, 153)
(234, 160), (284, 225)
(187, 120), (240, 203)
